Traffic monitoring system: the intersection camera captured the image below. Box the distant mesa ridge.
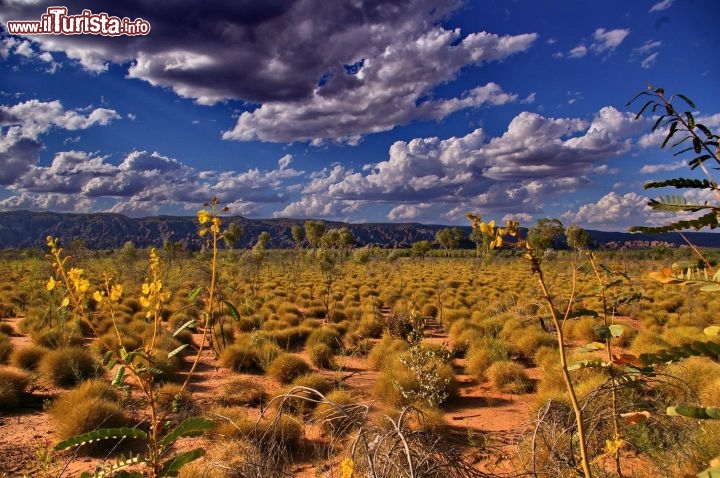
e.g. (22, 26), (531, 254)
(0, 210), (718, 250)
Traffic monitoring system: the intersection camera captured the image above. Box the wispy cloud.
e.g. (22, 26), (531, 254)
(650, 0), (673, 12)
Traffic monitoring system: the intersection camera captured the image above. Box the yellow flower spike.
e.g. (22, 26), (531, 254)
(142, 283), (150, 295)
(109, 285), (123, 302)
(46, 277), (56, 291)
(197, 209), (211, 225)
(93, 290), (104, 303)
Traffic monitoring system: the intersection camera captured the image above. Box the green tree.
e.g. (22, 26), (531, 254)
(223, 222), (243, 250)
(527, 218), (565, 252)
(291, 224), (305, 247)
(304, 220), (325, 249)
(435, 227), (461, 255)
(566, 224), (591, 251)
(411, 240), (433, 259)
(338, 227), (355, 249)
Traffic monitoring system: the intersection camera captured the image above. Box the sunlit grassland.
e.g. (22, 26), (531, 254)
(1, 245), (720, 476)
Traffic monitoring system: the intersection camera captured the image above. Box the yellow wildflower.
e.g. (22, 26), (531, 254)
(60, 297), (69, 308)
(197, 209), (211, 225)
(46, 276), (56, 291)
(109, 284), (123, 303)
(339, 458), (355, 478)
(93, 290), (104, 303)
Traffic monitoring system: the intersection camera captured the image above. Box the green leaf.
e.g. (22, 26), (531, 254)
(579, 342), (606, 353)
(697, 466), (720, 478)
(85, 453), (144, 478)
(102, 350), (114, 367)
(112, 366), (126, 387)
(55, 428), (147, 451)
(159, 448), (205, 477)
(694, 137), (703, 154)
(676, 93), (696, 109)
(686, 112), (696, 129)
(609, 324), (624, 338)
(566, 308), (599, 319)
(662, 121), (678, 148)
(644, 178), (713, 190)
(696, 123), (714, 139)
(221, 300), (241, 321)
(651, 114), (666, 132)
(159, 417), (213, 449)
(689, 155), (714, 170)
(704, 326), (720, 336)
(173, 319), (196, 337)
(667, 405), (720, 420)
(568, 359), (606, 371)
(634, 99), (655, 119)
(594, 325), (612, 341)
(167, 344), (188, 359)
(626, 90), (650, 106)
(187, 285), (204, 302)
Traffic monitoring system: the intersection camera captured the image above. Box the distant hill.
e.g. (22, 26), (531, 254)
(0, 210), (718, 250)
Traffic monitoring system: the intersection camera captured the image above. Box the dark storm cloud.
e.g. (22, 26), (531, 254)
(1, 0), (536, 142)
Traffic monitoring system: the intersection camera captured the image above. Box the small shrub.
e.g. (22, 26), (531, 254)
(0, 366), (31, 411)
(39, 346), (99, 387)
(10, 344), (49, 371)
(486, 361), (533, 394)
(267, 353), (311, 384)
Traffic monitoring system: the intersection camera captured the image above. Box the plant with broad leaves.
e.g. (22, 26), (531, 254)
(52, 197), (244, 477)
(627, 85), (720, 234)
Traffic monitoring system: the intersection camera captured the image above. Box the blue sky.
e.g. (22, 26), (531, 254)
(1, 0), (719, 231)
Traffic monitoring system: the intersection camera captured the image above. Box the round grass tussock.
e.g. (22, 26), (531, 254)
(221, 342), (262, 373)
(39, 346), (99, 387)
(49, 379), (128, 442)
(486, 361), (534, 394)
(267, 353), (311, 384)
(313, 390), (363, 437)
(0, 366), (31, 411)
(217, 377), (267, 407)
(9, 343), (49, 371)
(0, 332), (14, 363)
(309, 343), (335, 369)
